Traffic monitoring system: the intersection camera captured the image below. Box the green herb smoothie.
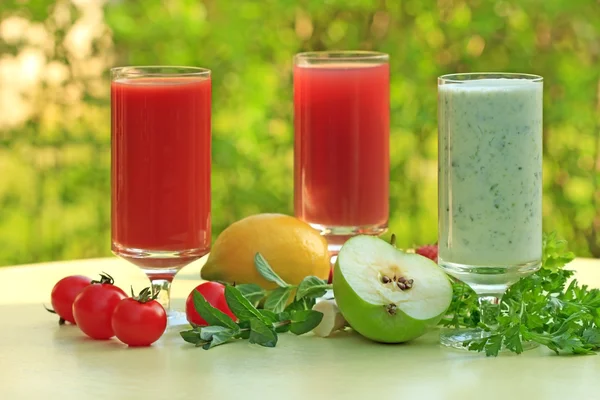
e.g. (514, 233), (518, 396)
(438, 77), (543, 268)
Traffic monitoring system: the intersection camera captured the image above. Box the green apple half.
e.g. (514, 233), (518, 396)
(333, 235), (452, 343)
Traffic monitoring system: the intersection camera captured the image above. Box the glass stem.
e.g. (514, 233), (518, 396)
(476, 293), (504, 330)
(151, 279), (172, 312)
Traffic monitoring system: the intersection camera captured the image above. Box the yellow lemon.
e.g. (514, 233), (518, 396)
(201, 213), (330, 289)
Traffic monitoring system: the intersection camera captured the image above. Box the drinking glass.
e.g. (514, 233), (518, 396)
(294, 51), (390, 255)
(437, 72), (543, 348)
(111, 66), (212, 322)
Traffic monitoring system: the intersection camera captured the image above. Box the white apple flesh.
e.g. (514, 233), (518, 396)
(333, 235), (453, 343)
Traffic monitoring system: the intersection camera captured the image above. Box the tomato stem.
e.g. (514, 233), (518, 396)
(131, 286), (161, 303)
(43, 305), (56, 314)
(91, 272), (115, 285)
(44, 304), (66, 325)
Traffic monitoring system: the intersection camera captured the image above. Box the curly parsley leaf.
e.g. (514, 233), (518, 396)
(445, 232), (600, 357)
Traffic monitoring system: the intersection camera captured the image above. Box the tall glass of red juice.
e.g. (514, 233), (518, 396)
(294, 52), (390, 254)
(111, 66), (211, 316)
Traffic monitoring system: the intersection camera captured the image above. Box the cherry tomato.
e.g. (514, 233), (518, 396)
(72, 274), (127, 340)
(48, 275), (92, 324)
(185, 282), (236, 326)
(112, 288), (167, 347)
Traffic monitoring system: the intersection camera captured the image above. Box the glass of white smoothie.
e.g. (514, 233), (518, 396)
(437, 72), (543, 349)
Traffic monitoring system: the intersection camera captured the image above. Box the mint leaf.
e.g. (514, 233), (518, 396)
(235, 284), (266, 306)
(264, 286), (293, 313)
(238, 320), (251, 339)
(258, 309), (279, 324)
(272, 311), (293, 332)
(254, 253), (289, 288)
(248, 318), (278, 347)
(285, 297), (316, 313)
(180, 326), (236, 349)
(289, 310), (324, 335)
(203, 330), (237, 349)
(180, 329), (205, 345)
(277, 311), (290, 322)
(296, 276), (329, 300)
(192, 290), (238, 330)
(199, 325), (239, 341)
(183, 325), (244, 350)
(224, 285), (270, 324)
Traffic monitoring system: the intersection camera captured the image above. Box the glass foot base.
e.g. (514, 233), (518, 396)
(438, 258), (541, 291)
(440, 328), (489, 349)
(440, 328), (539, 352)
(112, 242), (208, 270)
(166, 310), (189, 329)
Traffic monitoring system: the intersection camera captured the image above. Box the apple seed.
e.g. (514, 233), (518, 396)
(385, 303), (397, 316)
(381, 275), (391, 284)
(396, 277), (414, 290)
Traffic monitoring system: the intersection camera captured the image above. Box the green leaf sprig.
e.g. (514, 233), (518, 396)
(441, 232), (600, 356)
(180, 253), (330, 349)
(234, 253), (332, 313)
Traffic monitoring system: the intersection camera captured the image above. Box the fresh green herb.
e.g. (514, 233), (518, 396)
(258, 309), (279, 324)
(181, 252), (333, 349)
(296, 276), (329, 300)
(285, 297), (317, 313)
(237, 320), (251, 339)
(289, 310), (324, 335)
(180, 284), (325, 349)
(442, 232), (600, 356)
(239, 252), (332, 313)
(248, 318), (278, 347)
(439, 279), (479, 329)
(192, 290), (239, 330)
(234, 284), (265, 306)
(200, 326), (239, 349)
(254, 253), (289, 288)
(223, 285), (271, 324)
(181, 325), (239, 349)
(264, 286), (294, 313)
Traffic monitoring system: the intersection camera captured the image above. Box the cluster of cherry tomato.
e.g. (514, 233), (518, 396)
(48, 273), (237, 346)
(48, 273), (167, 346)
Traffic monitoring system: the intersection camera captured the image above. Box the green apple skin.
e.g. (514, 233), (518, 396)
(333, 248), (450, 344)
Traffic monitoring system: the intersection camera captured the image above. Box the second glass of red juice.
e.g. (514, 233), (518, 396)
(294, 51), (390, 254)
(111, 66), (211, 317)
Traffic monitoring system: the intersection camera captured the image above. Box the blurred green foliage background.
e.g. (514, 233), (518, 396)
(0, 0), (598, 266)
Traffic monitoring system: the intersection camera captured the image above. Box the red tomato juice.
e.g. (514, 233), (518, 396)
(294, 63), (390, 230)
(111, 77), (211, 270)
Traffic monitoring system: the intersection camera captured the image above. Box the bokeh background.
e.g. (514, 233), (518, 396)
(0, 0), (598, 267)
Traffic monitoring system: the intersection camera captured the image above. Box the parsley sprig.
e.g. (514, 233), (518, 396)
(441, 232), (600, 356)
(180, 253), (331, 349)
